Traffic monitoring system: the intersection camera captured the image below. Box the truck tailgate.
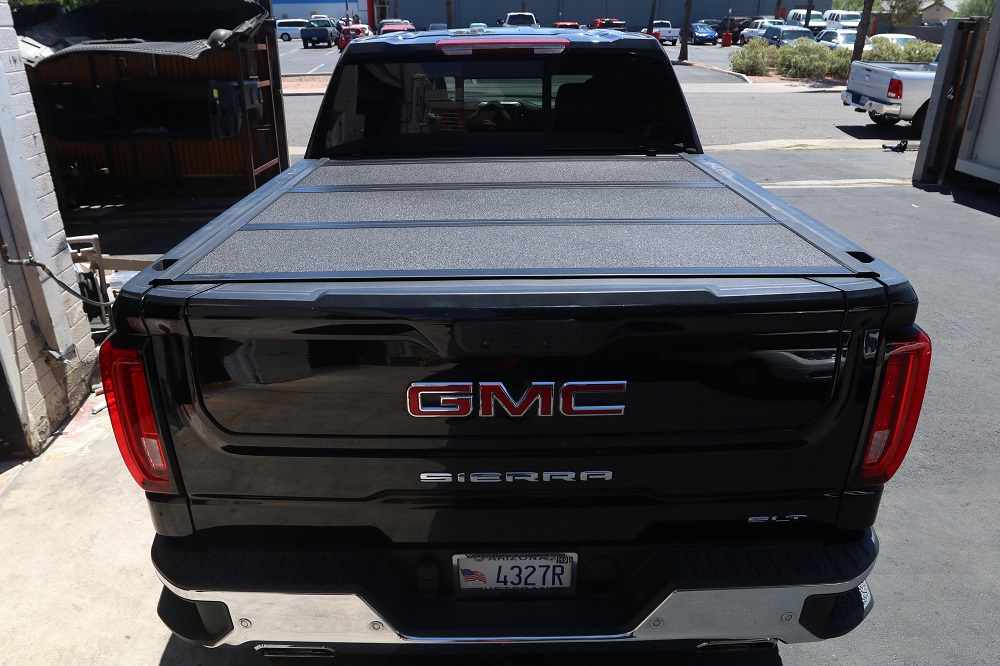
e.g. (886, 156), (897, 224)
(142, 155), (894, 539)
(847, 62), (898, 99)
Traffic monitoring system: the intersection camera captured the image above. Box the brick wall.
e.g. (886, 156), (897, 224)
(0, 0), (97, 457)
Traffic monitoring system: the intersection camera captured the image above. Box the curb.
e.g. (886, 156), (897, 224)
(679, 59), (751, 83)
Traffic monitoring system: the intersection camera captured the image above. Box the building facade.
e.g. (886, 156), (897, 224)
(273, 0), (835, 30)
(0, 0), (97, 458)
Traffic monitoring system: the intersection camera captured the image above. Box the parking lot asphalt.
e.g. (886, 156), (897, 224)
(2, 51), (999, 666)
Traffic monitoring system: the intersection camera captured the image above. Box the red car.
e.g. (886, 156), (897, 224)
(552, 21), (580, 29)
(587, 17), (627, 31)
(338, 26), (365, 50)
(379, 22), (417, 35)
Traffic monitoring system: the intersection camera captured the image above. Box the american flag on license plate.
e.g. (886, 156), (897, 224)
(461, 568), (487, 583)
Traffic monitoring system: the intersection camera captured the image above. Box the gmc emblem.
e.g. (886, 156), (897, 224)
(406, 381), (627, 418)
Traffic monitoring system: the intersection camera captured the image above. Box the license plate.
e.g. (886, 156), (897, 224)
(860, 95), (870, 107)
(453, 553), (576, 594)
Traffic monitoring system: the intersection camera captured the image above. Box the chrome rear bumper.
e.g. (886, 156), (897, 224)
(158, 538), (877, 648)
(842, 90), (902, 118)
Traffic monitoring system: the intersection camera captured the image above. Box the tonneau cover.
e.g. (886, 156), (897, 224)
(155, 155), (878, 283)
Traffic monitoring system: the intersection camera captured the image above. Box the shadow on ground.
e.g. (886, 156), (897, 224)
(835, 121), (923, 142)
(160, 635), (784, 666)
(913, 181), (1000, 217)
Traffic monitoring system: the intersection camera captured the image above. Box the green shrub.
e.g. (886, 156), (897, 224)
(827, 47), (853, 79)
(774, 38), (831, 78)
(902, 39), (940, 62)
(729, 39), (778, 76)
(863, 36), (904, 61)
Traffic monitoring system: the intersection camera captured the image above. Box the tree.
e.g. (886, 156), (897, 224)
(678, 0), (693, 61)
(853, 0), (877, 61)
(882, 0), (922, 26)
(774, 0), (784, 18)
(955, 0), (996, 16)
(645, 0), (658, 36)
(804, 0), (816, 28)
(446, 0), (454, 28)
(833, 0), (886, 9)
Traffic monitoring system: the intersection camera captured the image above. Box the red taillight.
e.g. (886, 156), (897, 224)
(437, 38), (569, 56)
(99, 336), (176, 493)
(887, 78), (903, 99)
(859, 327), (932, 485)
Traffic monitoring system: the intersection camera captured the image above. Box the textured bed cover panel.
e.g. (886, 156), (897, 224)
(176, 157), (858, 281)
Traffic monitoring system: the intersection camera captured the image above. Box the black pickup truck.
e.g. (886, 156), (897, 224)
(100, 29), (931, 659)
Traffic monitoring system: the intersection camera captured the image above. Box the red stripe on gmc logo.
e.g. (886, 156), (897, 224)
(407, 381), (626, 418)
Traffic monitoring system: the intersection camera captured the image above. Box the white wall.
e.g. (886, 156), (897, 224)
(273, 1), (367, 21)
(0, 0), (97, 457)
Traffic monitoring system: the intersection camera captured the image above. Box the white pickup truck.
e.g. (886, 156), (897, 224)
(738, 18), (784, 45)
(841, 55), (939, 130)
(641, 20), (680, 45)
(501, 12), (540, 28)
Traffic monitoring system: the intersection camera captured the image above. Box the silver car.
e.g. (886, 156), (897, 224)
(815, 29), (872, 51)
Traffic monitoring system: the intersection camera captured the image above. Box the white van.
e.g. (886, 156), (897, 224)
(785, 9), (826, 33)
(275, 19), (309, 41)
(823, 10), (862, 29)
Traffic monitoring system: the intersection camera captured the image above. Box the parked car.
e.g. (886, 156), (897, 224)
(823, 10), (862, 30)
(377, 18), (409, 30)
(640, 20), (680, 45)
(338, 26), (366, 50)
(687, 22), (719, 45)
(469, 22), (488, 31)
(275, 18), (308, 42)
(875, 33), (919, 46)
(763, 24), (815, 47)
(842, 53), (938, 129)
(553, 21), (581, 29)
(500, 12), (540, 27)
(785, 9), (827, 34)
(739, 18), (783, 45)
(726, 16), (757, 43)
(300, 18), (335, 48)
(427, 22), (448, 30)
(815, 29), (871, 51)
(587, 18), (628, 31)
(379, 22), (417, 35)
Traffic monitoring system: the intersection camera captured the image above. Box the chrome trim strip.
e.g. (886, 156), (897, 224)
(289, 181), (727, 193)
(158, 531), (878, 648)
(632, 566), (874, 644)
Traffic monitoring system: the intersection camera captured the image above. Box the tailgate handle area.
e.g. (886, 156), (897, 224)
(453, 320), (582, 355)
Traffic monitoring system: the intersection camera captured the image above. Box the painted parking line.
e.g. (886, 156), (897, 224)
(704, 138), (892, 151)
(762, 178), (912, 189)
